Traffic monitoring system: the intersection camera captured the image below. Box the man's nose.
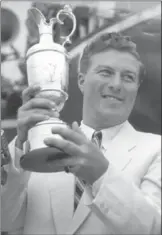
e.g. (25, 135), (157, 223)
(109, 72), (121, 91)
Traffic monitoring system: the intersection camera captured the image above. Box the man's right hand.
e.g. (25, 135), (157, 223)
(16, 85), (59, 148)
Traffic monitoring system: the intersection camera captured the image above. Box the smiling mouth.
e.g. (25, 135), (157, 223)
(101, 94), (123, 101)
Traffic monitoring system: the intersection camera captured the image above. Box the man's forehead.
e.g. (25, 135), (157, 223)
(90, 49), (140, 72)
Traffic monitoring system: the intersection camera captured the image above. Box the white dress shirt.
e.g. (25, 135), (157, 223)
(80, 120), (127, 152)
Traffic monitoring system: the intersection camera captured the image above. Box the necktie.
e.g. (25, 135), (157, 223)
(74, 130), (102, 212)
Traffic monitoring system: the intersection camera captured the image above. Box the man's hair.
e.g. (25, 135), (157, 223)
(78, 32), (146, 83)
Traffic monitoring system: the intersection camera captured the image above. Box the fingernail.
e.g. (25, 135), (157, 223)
(73, 121), (78, 127)
(44, 138), (48, 143)
(44, 138), (51, 144)
(33, 84), (40, 90)
(44, 115), (50, 120)
(52, 111), (59, 118)
(50, 102), (56, 108)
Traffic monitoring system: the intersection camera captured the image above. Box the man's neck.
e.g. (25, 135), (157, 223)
(80, 120), (128, 147)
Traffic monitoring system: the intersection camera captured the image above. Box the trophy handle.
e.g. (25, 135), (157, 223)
(56, 5), (77, 47)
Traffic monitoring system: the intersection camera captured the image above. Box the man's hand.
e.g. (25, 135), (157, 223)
(16, 85), (59, 148)
(44, 122), (109, 185)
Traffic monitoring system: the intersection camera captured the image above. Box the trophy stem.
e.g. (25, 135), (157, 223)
(36, 89), (68, 113)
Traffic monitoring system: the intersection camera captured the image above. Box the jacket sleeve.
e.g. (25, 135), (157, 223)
(1, 137), (31, 233)
(84, 142), (161, 234)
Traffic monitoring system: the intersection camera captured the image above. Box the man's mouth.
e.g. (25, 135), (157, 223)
(101, 94), (123, 101)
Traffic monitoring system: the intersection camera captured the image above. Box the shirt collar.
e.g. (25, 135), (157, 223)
(80, 120), (128, 149)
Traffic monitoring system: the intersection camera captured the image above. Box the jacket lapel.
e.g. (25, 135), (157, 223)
(48, 172), (75, 234)
(67, 122), (139, 234)
(106, 122), (138, 171)
(66, 193), (91, 234)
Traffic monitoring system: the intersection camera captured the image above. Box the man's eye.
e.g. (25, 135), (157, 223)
(123, 74), (135, 82)
(98, 70), (113, 76)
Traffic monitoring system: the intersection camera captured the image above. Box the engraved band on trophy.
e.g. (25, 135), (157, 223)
(20, 5), (77, 172)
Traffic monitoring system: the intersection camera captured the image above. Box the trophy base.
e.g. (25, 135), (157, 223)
(20, 147), (71, 173)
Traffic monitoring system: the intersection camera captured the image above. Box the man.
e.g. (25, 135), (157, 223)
(1, 33), (161, 235)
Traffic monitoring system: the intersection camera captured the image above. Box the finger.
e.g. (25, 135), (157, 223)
(20, 98), (56, 111)
(22, 85), (41, 104)
(18, 114), (50, 129)
(44, 136), (80, 156)
(47, 155), (77, 165)
(47, 156), (83, 174)
(51, 126), (85, 145)
(24, 108), (59, 119)
(50, 157), (83, 169)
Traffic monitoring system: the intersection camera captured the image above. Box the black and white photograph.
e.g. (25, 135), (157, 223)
(1, 1), (161, 234)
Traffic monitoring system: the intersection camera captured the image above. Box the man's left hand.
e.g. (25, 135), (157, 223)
(44, 122), (109, 185)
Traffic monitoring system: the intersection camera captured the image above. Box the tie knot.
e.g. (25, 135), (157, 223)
(91, 130), (102, 148)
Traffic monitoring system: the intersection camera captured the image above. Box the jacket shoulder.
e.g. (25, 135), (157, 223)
(135, 129), (161, 149)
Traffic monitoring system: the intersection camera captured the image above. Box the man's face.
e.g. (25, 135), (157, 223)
(78, 49), (141, 126)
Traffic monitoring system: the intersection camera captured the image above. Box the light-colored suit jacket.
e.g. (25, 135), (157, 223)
(1, 122), (161, 235)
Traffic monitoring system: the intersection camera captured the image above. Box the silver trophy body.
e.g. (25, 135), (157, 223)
(20, 5), (76, 172)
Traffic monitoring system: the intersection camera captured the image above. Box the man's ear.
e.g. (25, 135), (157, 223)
(78, 73), (85, 94)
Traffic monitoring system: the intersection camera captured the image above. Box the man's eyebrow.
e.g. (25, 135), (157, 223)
(123, 69), (137, 75)
(94, 65), (114, 71)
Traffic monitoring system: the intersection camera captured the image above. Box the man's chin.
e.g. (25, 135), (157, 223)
(95, 111), (126, 128)
(98, 108), (125, 120)
(99, 107), (121, 115)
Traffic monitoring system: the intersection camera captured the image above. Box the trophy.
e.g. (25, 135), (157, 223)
(20, 5), (76, 172)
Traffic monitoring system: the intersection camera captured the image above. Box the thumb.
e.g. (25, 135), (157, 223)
(72, 121), (86, 137)
(72, 121), (80, 131)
